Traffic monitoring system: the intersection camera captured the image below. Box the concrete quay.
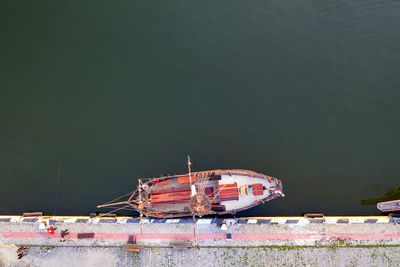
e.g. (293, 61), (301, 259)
(1, 215), (400, 266)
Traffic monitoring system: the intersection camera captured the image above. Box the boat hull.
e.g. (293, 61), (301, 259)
(377, 200), (400, 212)
(130, 169), (283, 218)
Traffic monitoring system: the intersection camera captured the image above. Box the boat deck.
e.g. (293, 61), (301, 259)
(219, 174), (279, 212)
(147, 177), (192, 214)
(143, 170), (282, 216)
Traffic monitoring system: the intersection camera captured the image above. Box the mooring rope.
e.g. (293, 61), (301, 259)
(281, 197), (305, 215)
(53, 160), (62, 215)
(97, 204), (134, 218)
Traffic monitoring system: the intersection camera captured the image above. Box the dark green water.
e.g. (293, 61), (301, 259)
(1, 1), (400, 216)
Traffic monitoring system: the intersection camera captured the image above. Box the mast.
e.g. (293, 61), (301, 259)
(188, 155), (196, 196)
(138, 179), (144, 234)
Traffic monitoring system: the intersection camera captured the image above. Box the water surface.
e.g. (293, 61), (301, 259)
(1, 1), (399, 216)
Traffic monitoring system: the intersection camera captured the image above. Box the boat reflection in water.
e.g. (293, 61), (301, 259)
(361, 186), (400, 213)
(361, 186), (400, 206)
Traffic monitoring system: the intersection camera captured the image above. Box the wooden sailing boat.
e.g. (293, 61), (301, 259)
(97, 157), (284, 218)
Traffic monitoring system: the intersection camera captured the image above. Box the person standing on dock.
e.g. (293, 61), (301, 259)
(46, 226), (56, 234)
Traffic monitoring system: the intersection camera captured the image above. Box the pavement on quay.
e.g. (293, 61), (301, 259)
(2, 245), (400, 267)
(1, 215), (400, 247)
(1, 215), (400, 266)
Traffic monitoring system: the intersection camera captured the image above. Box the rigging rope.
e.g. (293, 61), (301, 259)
(101, 190), (135, 206)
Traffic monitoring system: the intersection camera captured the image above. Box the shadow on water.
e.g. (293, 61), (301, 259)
(361, 186), (400, 205)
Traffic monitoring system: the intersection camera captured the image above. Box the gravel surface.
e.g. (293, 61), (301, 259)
(1, 245), (400, 267)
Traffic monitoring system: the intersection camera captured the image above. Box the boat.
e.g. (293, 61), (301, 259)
(98, 157), (284, 218)
(377, 200), (400, 212)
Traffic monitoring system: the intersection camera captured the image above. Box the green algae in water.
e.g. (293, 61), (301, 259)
(361, 186), (400, 205)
